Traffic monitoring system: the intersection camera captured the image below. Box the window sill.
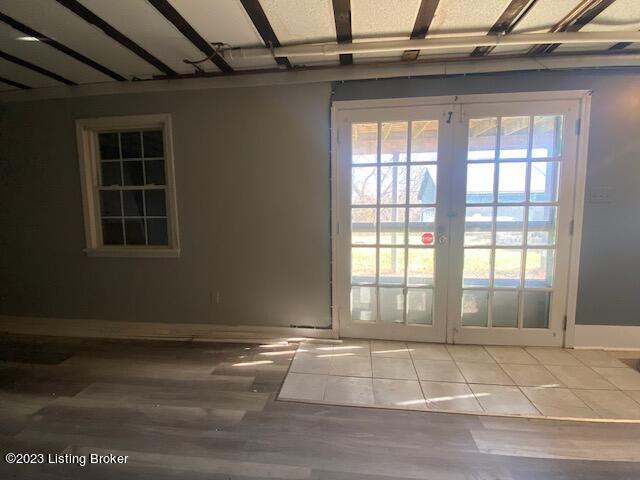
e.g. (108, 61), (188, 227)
(84, 247), (181, 258)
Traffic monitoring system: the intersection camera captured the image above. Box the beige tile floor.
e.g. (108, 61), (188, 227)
(278, 340), (640, 422)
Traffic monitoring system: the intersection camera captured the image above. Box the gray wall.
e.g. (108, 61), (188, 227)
(0, 83), (333, 328)
(1, 69), (639, 328)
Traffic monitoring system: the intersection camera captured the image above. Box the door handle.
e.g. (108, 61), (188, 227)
(436, 225), (448, 244)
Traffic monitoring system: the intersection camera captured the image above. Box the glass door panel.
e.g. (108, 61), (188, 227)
(449, 101), (579, 346)
(351, 120), (434, 324)
(461, 113), (560, 329)
(338, 106), (451, 342)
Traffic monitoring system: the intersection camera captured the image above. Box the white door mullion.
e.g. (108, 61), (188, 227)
(375, 122), (382, 323)
(402, 121), (412, 325)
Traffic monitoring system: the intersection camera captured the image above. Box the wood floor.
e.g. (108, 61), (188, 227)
(1, 333), (640, 479)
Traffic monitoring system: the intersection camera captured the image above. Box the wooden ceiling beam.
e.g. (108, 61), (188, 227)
(609, 40), (633, 50)
(0, 49), (76, 85)
(55, 0), (177, 77)
(147, 0), (233, 73)
(472, 0), (538, 57)
(529, 0), (617, 55)
(402, 0), (440, 61)
(332, 0), (353, 65)
(0, 11), (125, 81)
(239, 0), (291, 69)
(0, 74), (30, 89)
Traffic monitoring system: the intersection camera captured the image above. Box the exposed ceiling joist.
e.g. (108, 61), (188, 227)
(0, 74), (30, 89)
(0, 49), (76, 85)
(472, 0), (538, 57)
(5, 50), (639, 103)
(402, 0), (440, 61)
(0, 11), (125, 81)
(332, 0), (353, 65)
(147, 0), (233, 73)
(529, 0), (617, 55)
(609, 39), (633, 50)
(239, 0), (290, 69)
(0, 0), (638, 93)
(55, 0), (177, 77)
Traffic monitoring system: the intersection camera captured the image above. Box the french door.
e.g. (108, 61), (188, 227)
(334, 93), (586, 346)
(335, 105), (453, 342)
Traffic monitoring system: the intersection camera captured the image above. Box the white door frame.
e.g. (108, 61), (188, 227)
(331, 90), (591, 346)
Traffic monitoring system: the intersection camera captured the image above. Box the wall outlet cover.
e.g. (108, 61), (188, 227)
(589, 187), (612, 203)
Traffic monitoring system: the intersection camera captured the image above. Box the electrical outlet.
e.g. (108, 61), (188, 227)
(209, 291), (221, 306)
(589, 187), (612, 203)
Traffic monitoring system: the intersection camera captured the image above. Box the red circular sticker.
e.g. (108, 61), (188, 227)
(421, 232), (434, 245)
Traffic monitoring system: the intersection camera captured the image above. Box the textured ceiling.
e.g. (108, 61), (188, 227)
(0, 0), (638, 92)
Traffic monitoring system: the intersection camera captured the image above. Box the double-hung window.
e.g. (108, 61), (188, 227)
(76, 114), (180, 257)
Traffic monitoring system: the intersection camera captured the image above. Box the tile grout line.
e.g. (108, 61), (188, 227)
(514, 384), (545, 417)
(624, 391), (640, 408)
(322, 342), (332, 402)
(407, 341), (431, 410)
(483, 346), (501, 364)
(543, 363), (618, 391)
(481, 345), (543, 416)
(539, 363), (569, 388)
(416, 344), (488, 413)
(368, 340), (375, 406)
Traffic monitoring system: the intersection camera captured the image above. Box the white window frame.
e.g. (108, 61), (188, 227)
(76, 114), (180, 258)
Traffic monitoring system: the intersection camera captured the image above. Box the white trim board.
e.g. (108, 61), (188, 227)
(573, 325), (640, 350)
(1, 53), (640, 103)
(0, 315), (336, 344)
(2, 316), (637, 350)
(563, 92), (592, 349)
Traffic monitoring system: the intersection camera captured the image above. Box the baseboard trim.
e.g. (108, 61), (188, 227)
(0, 315), (337, 344)
(573, 325), (640, 350)
(3, 316), (636, 349)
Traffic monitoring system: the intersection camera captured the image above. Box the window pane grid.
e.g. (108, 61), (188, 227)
(102, 216), (167, 220)
(99, 185), (166, 191)
(351, 247), (436, 282)
(462, 114), (562, 330)
(353, 244), (436, 249)
(349, 161), (437, 169)
(375, 121), (381, 314)
(465, 286), (552, 292)
(139, 132), (149, 246)
(403, 120), (412, 328)
(350, 120), (438, 325)
(465, 201), (557, 207)
(97, 129), (169, 247)
(516, 126), (534, 327)
(350, 203), (437, 208)
(464, 156), (563, 164)
(100, 157), (164, 163)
